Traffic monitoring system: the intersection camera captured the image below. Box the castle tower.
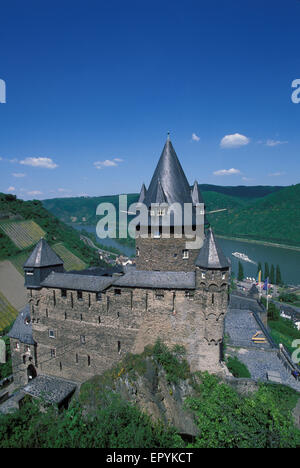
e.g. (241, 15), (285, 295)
(23, 238), (64, 289)
(135, 137), (206, 272)
(194, 227), (230, 366)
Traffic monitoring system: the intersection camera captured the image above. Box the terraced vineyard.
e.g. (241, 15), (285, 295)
(0, 291), (18, 332)
(52, 243), (87, 271)
(0, 220), (45, 249)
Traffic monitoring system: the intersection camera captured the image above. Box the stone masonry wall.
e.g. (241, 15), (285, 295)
(135, 235), (199, 271)
(20, 269), (230, 384)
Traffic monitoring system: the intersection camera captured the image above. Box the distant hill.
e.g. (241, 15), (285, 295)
(199, 184), (283, 199)
(42, 184), (300, 248)
(0, 192), (105, 267)
(207, 184), (300, 246)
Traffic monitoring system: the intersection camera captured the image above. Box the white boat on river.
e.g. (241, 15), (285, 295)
(232, 252), (257, 265)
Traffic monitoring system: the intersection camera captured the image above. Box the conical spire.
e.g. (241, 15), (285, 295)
(195, 227), (230, 269)
(143, 138), (193, 208)
(191, 180), (204, 205)
(24, 238), (64, 268)
(137, 183), (147, 204)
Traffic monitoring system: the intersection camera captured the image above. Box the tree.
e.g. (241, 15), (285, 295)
(267, 302), (280, 321)
(264, 263), (269, 281)
(257, 261), (262, 277)
(270, 264), (275, 285)
(238, 261), (244, 281)
(276, 265), (283, 285)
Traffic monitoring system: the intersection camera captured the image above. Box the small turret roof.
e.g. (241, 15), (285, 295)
(191, 181), (204, 205)
(24, 238), (63, 268)
(7, 304), (36, 345)
(195, 227), (230, 269)
(138, 183), (147, 204)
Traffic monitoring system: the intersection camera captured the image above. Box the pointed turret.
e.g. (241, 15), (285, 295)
(143, 137), (193, 208)
(155, 179), (167, 204)
(137, 183), (147, 204)
(24, 238), (64, 289)
(195, 227), (230, 269)
(191, 180), (204, 205)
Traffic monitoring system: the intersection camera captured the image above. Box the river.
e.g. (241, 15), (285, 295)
(73, 224), (300, 285)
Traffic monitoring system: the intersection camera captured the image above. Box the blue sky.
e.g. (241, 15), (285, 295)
(0, 0), (300, 200)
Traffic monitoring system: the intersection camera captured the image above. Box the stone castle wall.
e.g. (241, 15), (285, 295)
(11, 267), (230, 384)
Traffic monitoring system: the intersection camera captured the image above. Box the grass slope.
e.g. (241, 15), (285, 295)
(0, 291), (18, 332)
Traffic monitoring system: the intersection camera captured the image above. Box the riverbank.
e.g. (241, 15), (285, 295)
(215, 235), (300, 252)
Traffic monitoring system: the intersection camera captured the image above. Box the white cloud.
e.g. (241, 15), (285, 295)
(58, 188), (72, 193)
(266, 139), (288, 147)
(220, 133), (250, 148)
(213, 168), (241, 176)
(7, 186), (16, 192)
(191, 133), (200, 142)
(268, 171), (285, 177)
(12, 172), (26, 178)
(242, 177), (254, 182)
(20, 157), (58, 169)
(94, 158), (123, 169)
(27, 190), (43, 196)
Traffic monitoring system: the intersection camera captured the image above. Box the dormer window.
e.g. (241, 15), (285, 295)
(182, 249), (189, 259)
(96, 292), (102, 302)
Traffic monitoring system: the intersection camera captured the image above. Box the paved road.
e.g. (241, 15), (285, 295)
(225, 308), (300, 392)
(225, 309), (270, 349)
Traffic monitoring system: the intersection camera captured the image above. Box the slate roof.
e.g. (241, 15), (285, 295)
(191, 180), (204, 205)
(138, 183), (147, 204)
(195, 227), (230, 269)
(41, 271), (116, 292)
(23, 375), (77, 404)
(7, 304), (36, 345)
(24, 238), (63, 268)
(114, 266), (195, 289)
(143, 138), (193, 208)
(68, 265), (123, 276)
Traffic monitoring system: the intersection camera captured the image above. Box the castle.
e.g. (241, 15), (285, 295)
(8, 138), (230, 389)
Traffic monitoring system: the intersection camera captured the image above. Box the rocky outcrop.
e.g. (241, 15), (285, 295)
(79, 349), (200, 437)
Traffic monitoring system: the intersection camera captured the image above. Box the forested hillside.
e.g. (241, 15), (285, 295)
(208, 184), (300, 246)
(43, 184), (300, 247)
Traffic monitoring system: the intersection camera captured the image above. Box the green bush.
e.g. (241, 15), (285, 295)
(152, 340), (190, 384)
(186, 372), (300, 448)
(226, 356), (251, 378)
(0, 394), (183, 448)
